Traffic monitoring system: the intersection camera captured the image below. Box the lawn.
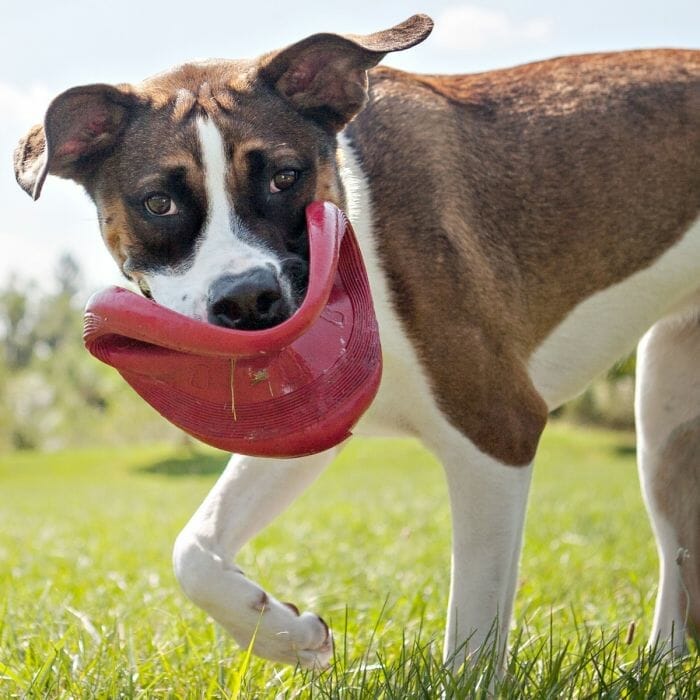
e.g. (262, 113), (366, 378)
(0, 424), (698, 698)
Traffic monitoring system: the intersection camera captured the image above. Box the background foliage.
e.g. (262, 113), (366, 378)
(0, 256), (180, 452)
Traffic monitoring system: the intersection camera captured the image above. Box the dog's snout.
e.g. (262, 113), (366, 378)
(208, 268), (285, 330)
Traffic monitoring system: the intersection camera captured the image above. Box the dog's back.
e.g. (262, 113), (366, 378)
(350, 50), (700, 345)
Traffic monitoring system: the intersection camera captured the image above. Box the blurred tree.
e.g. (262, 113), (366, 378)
(0, 277), (36, 369)
(0, 255), (179, 451)
(55, 253), (82, 299)
(34, 254), (83, 353)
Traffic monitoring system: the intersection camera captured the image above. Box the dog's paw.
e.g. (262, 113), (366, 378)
(250, 597), (333, 668)
(173, 534), (333, 668)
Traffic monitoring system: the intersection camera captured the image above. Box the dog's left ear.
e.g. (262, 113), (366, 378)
(259, 14), (433, 131)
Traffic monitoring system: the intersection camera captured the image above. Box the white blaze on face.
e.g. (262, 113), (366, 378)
(145, 116), (283, 320)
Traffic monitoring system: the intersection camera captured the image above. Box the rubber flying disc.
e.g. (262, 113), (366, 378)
(83, 201), (382, 457)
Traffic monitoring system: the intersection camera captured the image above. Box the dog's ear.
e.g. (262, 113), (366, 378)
(259, 14), (433, 131)
(14, 84), (137, 200)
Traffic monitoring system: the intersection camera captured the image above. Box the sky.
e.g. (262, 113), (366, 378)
(1, 0), (698, 292)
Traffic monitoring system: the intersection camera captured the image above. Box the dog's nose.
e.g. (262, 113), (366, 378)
(208, 268), (285, 330)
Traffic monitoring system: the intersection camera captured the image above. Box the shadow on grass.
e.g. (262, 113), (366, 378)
(136, 451), (229, 477)
(612, 443), (637, 457)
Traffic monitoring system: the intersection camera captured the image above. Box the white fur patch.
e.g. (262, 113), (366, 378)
(337, 134), (444, 437)
(146, 117), (282, 319)
(635, 313), (700, 653)
(529, 218), (700, 409)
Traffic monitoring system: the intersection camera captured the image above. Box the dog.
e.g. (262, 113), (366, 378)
(14, 14), (700, 671)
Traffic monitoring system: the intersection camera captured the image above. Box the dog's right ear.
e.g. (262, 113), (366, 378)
(259, 14), (433, 131)
(14, 84), (137, 200)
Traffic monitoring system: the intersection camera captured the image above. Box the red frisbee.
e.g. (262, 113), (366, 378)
(83, 202), (381, 457)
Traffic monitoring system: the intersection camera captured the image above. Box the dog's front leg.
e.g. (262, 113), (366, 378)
(440, 439), (533, 671)
(172, 449), (336, 667)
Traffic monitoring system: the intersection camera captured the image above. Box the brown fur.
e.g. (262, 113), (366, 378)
(313, 161), (343, 205)
(345, 50), (700, 464)
(96, 196), (135, 268)
(137, 61), (256, 113)
(259, 15), (434, 131)
(13, 124), (46, 195)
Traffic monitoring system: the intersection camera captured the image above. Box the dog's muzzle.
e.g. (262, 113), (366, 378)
(208, 267), (286, 330)
(82, 201), (382, 458)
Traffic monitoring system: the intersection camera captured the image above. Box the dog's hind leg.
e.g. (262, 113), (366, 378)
(172, 449), (337, 667)
(434, 427), (533, 672)
(636, 307), (700, 655)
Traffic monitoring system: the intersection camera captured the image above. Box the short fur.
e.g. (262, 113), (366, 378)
(14, 14), (700, 673)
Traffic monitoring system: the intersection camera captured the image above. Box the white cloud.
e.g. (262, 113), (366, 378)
(433, 5), (554, 52)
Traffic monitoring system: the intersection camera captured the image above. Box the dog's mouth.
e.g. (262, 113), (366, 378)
(282, 255), (310, 306)
(82, 201), (382, 458)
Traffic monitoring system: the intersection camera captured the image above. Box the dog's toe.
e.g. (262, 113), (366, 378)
(248, 601), (333, 668)
(294, 614), (334, 669)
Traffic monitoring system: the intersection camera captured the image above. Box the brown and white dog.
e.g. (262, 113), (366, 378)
(13, 14), (700, 670)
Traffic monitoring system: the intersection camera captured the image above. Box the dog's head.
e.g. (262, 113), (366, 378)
(14, 15), (432, 329)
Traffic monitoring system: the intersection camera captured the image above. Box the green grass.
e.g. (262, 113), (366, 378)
(0, 424), (698, 698)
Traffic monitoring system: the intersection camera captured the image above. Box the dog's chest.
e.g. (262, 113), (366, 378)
(338, 136), (446, 439)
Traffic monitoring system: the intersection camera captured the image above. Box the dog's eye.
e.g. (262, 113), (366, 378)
(270, 170), (298, 193)
(144, 193), (178, 216)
